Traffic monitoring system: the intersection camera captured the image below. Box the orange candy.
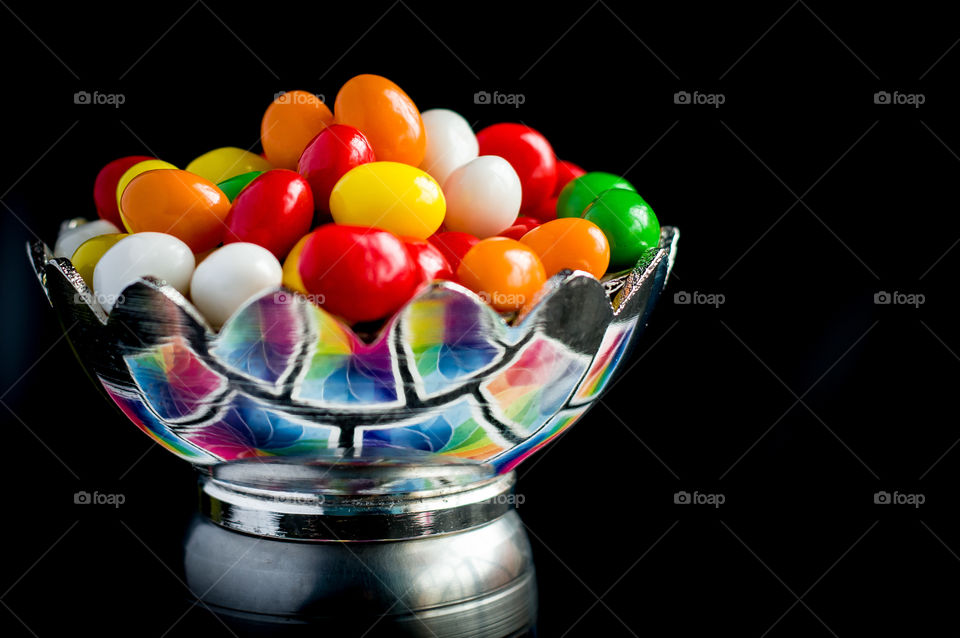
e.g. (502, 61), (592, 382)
(334, 74), (426, 166)
(457, 238), (546, 312)
(261, 91), (334, 169)
(519, 217), (610, 279)
(120, 169), (231, 253)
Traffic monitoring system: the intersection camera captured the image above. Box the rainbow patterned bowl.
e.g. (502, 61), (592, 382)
(28, 227), (677, 474)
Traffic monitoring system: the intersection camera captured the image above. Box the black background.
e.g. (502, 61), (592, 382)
(2, 0), (958, 635)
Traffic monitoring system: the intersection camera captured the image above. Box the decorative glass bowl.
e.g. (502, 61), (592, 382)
(28, 226), (677, 473)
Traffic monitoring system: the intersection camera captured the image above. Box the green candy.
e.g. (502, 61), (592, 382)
(556, 171), (635, 219)
(583, 189), (660, 268)
(216, 170), (262, 202)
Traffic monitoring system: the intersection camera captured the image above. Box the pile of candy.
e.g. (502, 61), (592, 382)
(55, 74), (661, 330)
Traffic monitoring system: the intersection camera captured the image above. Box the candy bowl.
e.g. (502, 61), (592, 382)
(27, 225), (677, 634)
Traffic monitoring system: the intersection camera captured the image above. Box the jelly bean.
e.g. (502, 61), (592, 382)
(553, 159), (586, 196)
(71, 232), (127, 288)
(582, 189), (660, 268)
(121, 169), (231, 253)
(55, 219), (121, 258)
(298, 124), (375, 215)
(93, 232), (195, 312)
(224, 169), (313, 259)
(93, 155), (153, 227)
(419, 109), (478, 184)
(186, 147), (272, 184)
(216, 170), (262, 202)
(457, 238), (546, 312)
(190, 243), (283, 328)
(528, 194), (559, 223)
(403, 237), (454, 285)
(427, 231), (479, 276)
(476, 123), (556, 213)
(298, 224), (419, 323)
(329, 162), (445, 239)
(556, 171), (635, 219)
(281, 234), (310, 295)
(116, 159), (178, 226)
(334, 74), (425, 165)
(442, 156), (521, 238)
(519, 217), (610, 279)
(499, 216), (541, 241)
(261, 90), (334, 170)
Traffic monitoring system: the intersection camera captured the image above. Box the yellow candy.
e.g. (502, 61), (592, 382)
(329, 161), (445, 239)
(185, 147), (273, 184)
(71, 233), (127, 289)
(116, 159), (177, 229)
(282, 234), (310, 294)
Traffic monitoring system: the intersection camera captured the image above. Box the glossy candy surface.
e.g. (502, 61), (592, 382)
(427, 231), (479, 276)
(261, 91), (334, 170)
(298, 224), (419, 322)
(476, 123), (556, 213)
(93, 155), (153, 227)
(403, 237), (454, 285)
(216, 171), (262, 202)
(71, 232), (127, 288)
(93, 232), (195, 312)
(120, 169), (231, 253)
(418, 109), (478, 185)
(457, 238), (546, 312)
(116, 159), (178, 224)
(297, 124), (375, 215)
(442, 156), (521, 238)
(54, 219), (121, 258)
(190, 243), (283, 328)
(519, 217), (609, 279)
(553, 160), (586, 196)
(186, 147), (272, 184)
(281, 234), (310, 294)
(556, 171), (635, 219)
(582, 189), (660, 268)
(499, 216), (541, 241)
(224, 169), (313, 259)
(334, 74), (425, 166)
(329, 162), (445, 239)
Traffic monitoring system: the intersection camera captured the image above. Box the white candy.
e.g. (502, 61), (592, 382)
(189, 243), (282, 328)
(419, 109), (479, 185)
(442, 155), (522, 238)
(93, 232), (195, 313)
(54, 219), (120, 258)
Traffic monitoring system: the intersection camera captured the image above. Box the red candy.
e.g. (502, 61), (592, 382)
(427, 231), (480, 277)
(476, 123), (556, 214)
(499, 216), (541, 240)
(224, 169), (314, 259)
(298, 124), (376, 216)
(553, 160), (585, 196)
(403, 237), (454, 285)
(93, 155), (153, 227)
(299, 224), (419, 322)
